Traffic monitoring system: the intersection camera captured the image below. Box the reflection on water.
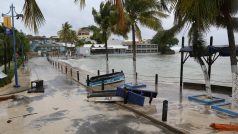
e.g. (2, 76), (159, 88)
(66, 53), (232, 86)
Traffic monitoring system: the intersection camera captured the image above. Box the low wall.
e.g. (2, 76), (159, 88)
(183, 82), (232, 95)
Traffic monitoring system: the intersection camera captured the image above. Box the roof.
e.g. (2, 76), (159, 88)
(0, 72), (7, 79)
(179, 45), (238, 56)
(84, 44), (128, 49)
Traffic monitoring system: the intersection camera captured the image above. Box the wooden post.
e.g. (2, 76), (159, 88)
(101, 80), (104, 90)
(162, 100), (168, 122)
(208, 36), (213, 79)
(180, 37), (185, 93)
(155, 74), (158, 85)
(87, 75), (89, 86)
(65, 67), (67, 74)
(155, 74), (158, 92)
(98, 70), (100, 76)
(77, 71), (79, 81)
(71, 68), (72, 77)
(124, 88), (128, 104)
(136, 72), (138, 82)
(112, 69), (114, 73)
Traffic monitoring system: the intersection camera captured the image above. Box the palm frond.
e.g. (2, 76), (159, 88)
(139, 16), (163, 31)
(188, 22), (206, 57)
(23, 0), (45, 33)
(74, 0), (86, 9)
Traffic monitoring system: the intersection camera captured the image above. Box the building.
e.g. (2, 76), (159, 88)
(77, 29), (90, 40)
(80, 39), (128, 55)
(76, 47), (91, 56)
(123, 40), (158, 53)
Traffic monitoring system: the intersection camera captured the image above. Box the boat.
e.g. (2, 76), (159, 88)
(87, 72), (125, 87)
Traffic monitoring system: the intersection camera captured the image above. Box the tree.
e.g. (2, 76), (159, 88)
(91, 2), (125, 74)
(58, 22), (73, 45)
(123, 0), (167, 84)
(159, 0), (219, 98)
(151, 30), (179, 54)
(162, 0), (238, 106)
(214, 0), (238, 108)
(85, 26), (104, 44)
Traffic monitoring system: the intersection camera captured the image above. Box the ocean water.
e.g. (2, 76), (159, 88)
(66, 51), (232, 87)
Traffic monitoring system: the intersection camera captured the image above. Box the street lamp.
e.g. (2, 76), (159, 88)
(2, 4), (23, 88)
(20, 30), (25, 68)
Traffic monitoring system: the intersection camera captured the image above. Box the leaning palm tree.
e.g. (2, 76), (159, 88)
(163, 0), (238, 105)
(75, 0), (125, 31)
(214, 0), (238, 107)
(124, 0), (167, 84)
(91, 2), (126, 74)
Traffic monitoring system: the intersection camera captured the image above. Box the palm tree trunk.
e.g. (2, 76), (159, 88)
(104, 32), (109, 74)
(4, 41), (7, 73)
(132, 23), (137, 84)
(198, 57), (212, 98)
(225, 13), (238, 108)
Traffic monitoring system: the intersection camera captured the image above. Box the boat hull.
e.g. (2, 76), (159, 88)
(87, 72), (125, 87)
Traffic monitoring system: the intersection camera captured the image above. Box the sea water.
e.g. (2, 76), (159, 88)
(65, 52), (232, 87)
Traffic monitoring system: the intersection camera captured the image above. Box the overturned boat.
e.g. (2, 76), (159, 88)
(87, 72), (125, 87)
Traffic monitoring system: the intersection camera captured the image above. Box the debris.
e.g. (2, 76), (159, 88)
(0, 95), (16, 101)
(210, 123), (238, 131)
(9, 113), (38, 120)
(7, 120), (12, 123)
(28, 80), (44, 93)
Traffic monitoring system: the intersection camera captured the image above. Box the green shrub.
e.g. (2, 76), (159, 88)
(0, 58), (23, 87)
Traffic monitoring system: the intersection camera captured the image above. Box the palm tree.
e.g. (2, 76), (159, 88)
(173, 0), (214, 98)
(58, 22), (73, 44)
(91, 2), (122, 74)
(214, 0), (238, 107)
(75, 0), (125, 31)
(162, 0), (238, 104)
(58, 22), (75, 57)
(123, 0), (167, 84)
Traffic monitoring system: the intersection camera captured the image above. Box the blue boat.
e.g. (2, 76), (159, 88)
(87, 72), (125, 87)
(116, 85), (157, 106)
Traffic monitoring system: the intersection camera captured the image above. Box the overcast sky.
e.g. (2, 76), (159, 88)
(0, 0), (237, 45)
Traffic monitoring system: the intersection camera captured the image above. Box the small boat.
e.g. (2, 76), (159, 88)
(87, 90), (116, 98)
(87, 72), (125, 87)
(115, 85), (158, 106)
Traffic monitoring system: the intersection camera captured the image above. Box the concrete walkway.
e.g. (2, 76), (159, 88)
(0, 57), (174, 134)
(0, 65), (30, 96)
(52, 57), (238, 134)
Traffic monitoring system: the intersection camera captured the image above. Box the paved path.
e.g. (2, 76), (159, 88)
(0, 57), (173, 134)
(0, 66), (30, 96)
(52, 57), (238, 134)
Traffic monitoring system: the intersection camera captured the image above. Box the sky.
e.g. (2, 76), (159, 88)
(0, 0), (238, 45)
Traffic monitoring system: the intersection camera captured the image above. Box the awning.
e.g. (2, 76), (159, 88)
(0, 72), (7, 79)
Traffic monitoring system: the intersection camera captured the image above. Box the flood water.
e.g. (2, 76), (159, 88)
(65, 53), (232, 86)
